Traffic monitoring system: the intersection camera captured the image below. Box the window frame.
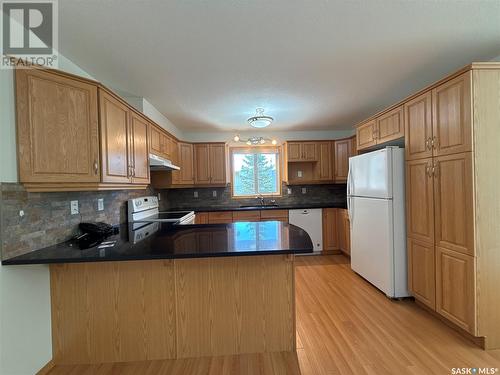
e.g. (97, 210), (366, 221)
(229, 146), (282, 198)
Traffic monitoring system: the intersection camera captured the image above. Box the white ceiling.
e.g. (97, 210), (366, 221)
(59, 1), (500, 132)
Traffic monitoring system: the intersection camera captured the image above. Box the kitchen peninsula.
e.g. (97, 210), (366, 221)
(2, 221), (312, 365)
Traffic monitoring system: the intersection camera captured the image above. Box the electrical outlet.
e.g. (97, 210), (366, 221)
(194, 191), (198, 198)
(301, 188), (307, 194)
(19, 210), (24, 217)
(287, 188), (292, 195)
(297, 170), (303, 178)
(97, 198), (104, 211)
(212, 190), (217, 198)
(70, 200), (79, 215)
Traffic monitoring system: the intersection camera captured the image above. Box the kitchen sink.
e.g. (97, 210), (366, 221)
(239, 204), (279, 209)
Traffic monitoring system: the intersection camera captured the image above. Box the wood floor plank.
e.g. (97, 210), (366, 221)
(49, 255), (500, 375)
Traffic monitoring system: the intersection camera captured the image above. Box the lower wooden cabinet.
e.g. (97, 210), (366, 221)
(232, 210), (261, 222)
(435, 246), (476, 334)
(407, 237), (435, 309)
(208, 211), (233, 224)
(260, 210), (289, 222)
(199, 210), (289, 224)
(194, 212), (209, 224)
(322, 208), (338, 251)
(337, 209), (351, 255)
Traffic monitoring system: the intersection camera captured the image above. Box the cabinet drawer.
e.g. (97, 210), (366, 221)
(208, 211), (233, 224)
(194, 212), (209, 224)
(233, 210), (261, 222)
(260, 210), (289, 222)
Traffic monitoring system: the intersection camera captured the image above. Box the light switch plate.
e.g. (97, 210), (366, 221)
(70, 200), (79, 215)
(212, 190), (217, 198)
(287, 188), (292, 195)
(297, 170), (303, 178)
(194, 191), (199, 198)
(301, 188), (307, 194)
(97, 198), (104, 211)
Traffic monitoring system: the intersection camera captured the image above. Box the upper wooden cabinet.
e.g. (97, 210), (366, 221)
(314, 142), (333, 181)
(149, 124), (176, 160)
(99, 89), (149, 185)
(173, 143), (194, 185)
(404, 91), (433, 160)
(376, 106), (404, 144)
(194, 143), (226, 185)
(334, 137), (355, 183)
(286, 142), (317, 162)
(432, 71), (472, 157)
(356, 120), (377, 150)
(149, 125), (163, 157)
(15, 68), (100, 185)
(129, 112), (150, 184)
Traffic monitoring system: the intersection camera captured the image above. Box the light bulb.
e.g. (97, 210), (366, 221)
(260, 138), (266, 144)
(271, 139), (277, 145)
(246, 140), (251, 145)
(233, 135), (240, 142)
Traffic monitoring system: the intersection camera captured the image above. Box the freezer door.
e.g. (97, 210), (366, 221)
(349, 148), (392, 199)
(350, 197), (395, 297)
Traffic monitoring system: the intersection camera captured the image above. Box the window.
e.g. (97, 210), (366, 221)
(231, 147), (280, 197)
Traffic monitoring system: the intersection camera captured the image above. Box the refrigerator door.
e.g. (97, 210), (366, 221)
(349, 148), (393, 199)
(350, 196), (395, 297)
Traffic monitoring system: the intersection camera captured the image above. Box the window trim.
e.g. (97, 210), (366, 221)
(229, 146), (282, 198)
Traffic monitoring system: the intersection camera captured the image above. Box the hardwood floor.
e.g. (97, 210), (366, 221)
(48, 255), (500, 375)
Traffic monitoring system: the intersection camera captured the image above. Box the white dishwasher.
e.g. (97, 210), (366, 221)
(289, 208), (323, 254)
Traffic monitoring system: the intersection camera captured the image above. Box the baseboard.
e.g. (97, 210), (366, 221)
(321, 249), (342, 255)
(414, 299), (485, 349)
(36, 359), (55, 375)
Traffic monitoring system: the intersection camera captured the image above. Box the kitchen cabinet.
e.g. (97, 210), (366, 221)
(432, 71), (472, 157)
(337, 209), (350, 255)
(436, 246), (476, 334)
(286, 142), (318, 162)
(356, 120), (377, 150)
(314, 142), (334, 181)
(334, 137), (354, 183)
(99, 90), (133, 184)
(260, 210), (289, 222)
(233, 210), (261, 222)
(208, 211), (233, 224)
(172, 142), (194, 185)
(376, 106), (404, 144)
(407, 237), (435, 309)
(15, 68), (100, 186)
(433, 153), (474, 256)
(194, 143), (226, 185)
(322, 208), (339, 252)
(405, 158), (434, 244)
(404, 91), (433, 160)
(129, 112), (150, 184)
(195, 212), (209, 224)
(150, 125), (163, 157)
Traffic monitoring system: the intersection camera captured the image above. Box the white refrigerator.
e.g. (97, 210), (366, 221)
(347, 147), (409, 298)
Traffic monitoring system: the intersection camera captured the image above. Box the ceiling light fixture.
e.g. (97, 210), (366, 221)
(247, 108), (273, 128)
(233, 135), (278, 146)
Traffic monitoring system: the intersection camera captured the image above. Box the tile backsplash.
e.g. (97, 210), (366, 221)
(0, 183), (155, 260)
(161, 183), (347, 210)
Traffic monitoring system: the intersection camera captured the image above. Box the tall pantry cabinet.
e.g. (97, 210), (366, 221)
(405, 65), (500, 349)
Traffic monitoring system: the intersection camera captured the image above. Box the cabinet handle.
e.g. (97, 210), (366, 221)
(425, 162), (432, 178)
(431, 136), (438, 149)
(433, 161), (439, 178)
(94, 161), (98, 175)
(425, 138), (431, 150)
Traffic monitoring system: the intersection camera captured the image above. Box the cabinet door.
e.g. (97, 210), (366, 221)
(405, 158), (434, 244)
(433, 153), (474, 256)
(195, 212), (209, 224)
(356, 120), (377, 150)
(15, 69), (100, 183)
(436, 246), (476, 334)
(209, 144), (226, 184)
(129, 112), (150, 184)
(315, 142), (333, 181)
(99, 90), (131, 183)
(350, 136), (357, 156)
(208, 211), (233, 224)
(337, 209), (349, 254)
(322, 208), (338, 251)
(150, 125), (163, 157)
(302, 143), (318, 161)
(407, 238), (435, 309)
(233, 210), (261, 222)
(177, 143), (194, 184)
(432, 71), (472, 157)
(404, 91), (433, 160)
(334, 139), (352, 183)
(287, 142), (302, 161)
(377, 106), (404, 144)
(194, 144), (210, 184)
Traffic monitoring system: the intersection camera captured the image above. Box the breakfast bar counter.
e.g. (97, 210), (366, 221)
(3, 221), (312, 365)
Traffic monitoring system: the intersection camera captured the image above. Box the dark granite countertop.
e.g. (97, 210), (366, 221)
(2, 221), (313, 265)
(168, 202), (347, 212)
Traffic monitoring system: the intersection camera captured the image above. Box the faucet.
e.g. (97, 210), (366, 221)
(257, 195), (265, 206)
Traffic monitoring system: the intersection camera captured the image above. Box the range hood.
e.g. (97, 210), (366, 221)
(149, 153), (180, 171)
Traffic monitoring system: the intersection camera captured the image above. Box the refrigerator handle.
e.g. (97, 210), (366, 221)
(347, 163), (353, 226)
